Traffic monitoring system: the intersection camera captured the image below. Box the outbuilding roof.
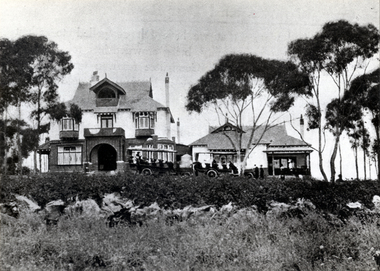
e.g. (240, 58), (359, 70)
(190, 124), (311, 150)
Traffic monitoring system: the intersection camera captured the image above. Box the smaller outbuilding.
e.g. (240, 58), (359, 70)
(190, 120), (313, 177)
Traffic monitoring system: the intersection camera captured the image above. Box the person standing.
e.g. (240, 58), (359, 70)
(259, 165), (264, 179)
(254, 165), (259, 179)
(280, 164), (285, 180)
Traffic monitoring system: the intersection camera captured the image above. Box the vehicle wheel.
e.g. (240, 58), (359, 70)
(247, 173), (254, 178)
(142, 168), (152, 176)
(207, 170), (217, 178)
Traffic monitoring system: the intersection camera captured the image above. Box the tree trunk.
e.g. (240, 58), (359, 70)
(339, 142), (342, 176)
(354, 146), (359, 180)
(318, 115), (328, 182)
(376, 123), (380, 181)
(36, 87), (41, 173)
(33, 150), (37, 173)
(2, 109), (8, 176)
(363, 150), (367, 180)
(330, 134), (340, 182)
(17, 102), (22, 177)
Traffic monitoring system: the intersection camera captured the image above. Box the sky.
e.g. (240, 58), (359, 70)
(0, 0), (379, 179)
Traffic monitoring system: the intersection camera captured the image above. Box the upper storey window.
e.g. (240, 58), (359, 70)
(134, 112), (155, 129)
(61, 118), (79, 131)
(101, 115), (113, 128)
(96, 88), (118, 107)
(98, 88), (116, 98)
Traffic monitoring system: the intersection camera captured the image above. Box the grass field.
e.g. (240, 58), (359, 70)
(1, 206), (380, 270)
(1, 173), (380, 270)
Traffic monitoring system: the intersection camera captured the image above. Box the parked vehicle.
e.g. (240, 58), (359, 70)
(129, 159), (254, 178)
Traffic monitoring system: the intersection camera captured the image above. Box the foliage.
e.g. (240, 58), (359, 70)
(2, 174), (380, 269)
(0, 35), (74, 173)
(47, 102), (82, 123)
(186, 54), (310, 114)
(325, 98), (362, 136)
(185, 54), (310, 174)
(288, 20), (380, 182)
(1, 173), (380, 212)
(346, 68), (380, 180)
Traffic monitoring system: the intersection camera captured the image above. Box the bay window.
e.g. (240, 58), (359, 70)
(58, 146), (82, 165)
(134, 112), (155, 129)
(61, 118), (79, 131)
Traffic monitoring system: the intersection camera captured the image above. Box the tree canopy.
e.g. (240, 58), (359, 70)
(288, 20), (379, 182)
(186, 53), (310, 174)
(0, 35), (74, 174)
(186, 54), (310, 114)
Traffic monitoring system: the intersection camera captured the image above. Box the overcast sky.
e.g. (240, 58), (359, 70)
(0, 0), (379, 178)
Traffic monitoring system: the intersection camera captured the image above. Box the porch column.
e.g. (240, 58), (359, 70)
(272, 153), (275, 176)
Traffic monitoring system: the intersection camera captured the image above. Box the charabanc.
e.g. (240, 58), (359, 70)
(193, 161), (255, 178)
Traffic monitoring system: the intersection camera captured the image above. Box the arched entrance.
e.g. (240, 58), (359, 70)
(98, 144), (117, 171)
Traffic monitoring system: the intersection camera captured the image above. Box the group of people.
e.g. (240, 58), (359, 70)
(253, 165), (265, 179)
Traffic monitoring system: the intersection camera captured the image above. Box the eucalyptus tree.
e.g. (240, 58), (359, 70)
(186, 54), (310, 174)
(0, 37), (37, 174)
(318, 20), (379, 182)
(346, 68), (380, 180)
(288, 36), (329, 181)
(289, 20), (379, 182)
(0, 35), (74, 173)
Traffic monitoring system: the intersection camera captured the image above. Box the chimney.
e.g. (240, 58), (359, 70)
(90, 71), (99, 86)
(177, 118), (180, 144)
(300, 114), (304, 138)
(165, 72), (170, 107)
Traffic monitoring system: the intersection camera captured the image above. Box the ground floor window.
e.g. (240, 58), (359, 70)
(58, 146), (82, 165)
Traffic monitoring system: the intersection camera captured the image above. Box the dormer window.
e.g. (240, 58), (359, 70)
(61, 118), (79, 131)
(98, 88), (116, 98)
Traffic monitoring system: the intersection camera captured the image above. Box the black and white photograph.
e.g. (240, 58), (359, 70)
(1, 0), (379, 270)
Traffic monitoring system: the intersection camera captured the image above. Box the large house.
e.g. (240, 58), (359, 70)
(190, 119), (313, 176)
(39, 72), (182, 173)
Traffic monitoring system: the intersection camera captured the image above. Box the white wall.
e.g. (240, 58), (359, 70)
(48, 121), (60, 140)
(156, 109), (170, 138)
(245, 144), (268, 169)
(115, 111), (134, 138)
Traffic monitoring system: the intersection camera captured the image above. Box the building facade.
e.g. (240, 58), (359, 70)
(39, 72), (179, 173)
(190, 120), (313, 177)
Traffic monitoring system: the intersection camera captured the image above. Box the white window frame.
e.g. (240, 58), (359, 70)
(58, 146), (82, 165)
(134, 112), (155, 129)
(61, 118), (79, 131)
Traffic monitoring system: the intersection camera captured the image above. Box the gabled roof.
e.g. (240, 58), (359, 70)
(68, 80), (169, 114)
(190, 124), (311, 150)
(211, 122), (245, 134)
(90, 78), (126, 95)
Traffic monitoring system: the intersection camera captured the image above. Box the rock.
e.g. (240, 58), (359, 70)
(220, 202), (234, 214)
(43, 199), (66, 226)
(65, 198), (102, 218)
(373, 195), (380, 212)
(102, 193), (134, 214)
(107, 207), (142, 227)
(133, 202), (161, 220)
(14, 195), (41, 212)
(0, 202), (20, 218)
(346, 202), (362, 209)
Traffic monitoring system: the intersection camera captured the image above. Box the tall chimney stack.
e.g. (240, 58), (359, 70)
(165, 72), (170, 107)
(90, 71), (99, 86)
(300, 114), (304, 139)
(177, 118), (180, 144)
